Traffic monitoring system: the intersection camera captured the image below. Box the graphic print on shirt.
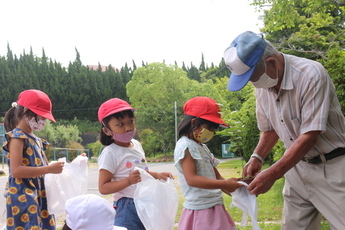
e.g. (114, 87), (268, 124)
(125, 158), (148, 171)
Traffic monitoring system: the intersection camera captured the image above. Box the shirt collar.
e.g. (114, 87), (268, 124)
(281, 53), (293, 90)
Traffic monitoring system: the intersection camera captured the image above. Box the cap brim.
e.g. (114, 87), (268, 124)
(43, 113), (56, 122)
(99, 106), (136, 123)
(30, 108), (56, 122)
(227, 67), (255, 92)
(220, 123), (229, 128)
(200, 115), (229, 128)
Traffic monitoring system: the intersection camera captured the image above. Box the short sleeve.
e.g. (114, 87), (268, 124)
(98, 146), (118, 174)
(3, 128), (29, 152)
(212, 156), (221, 167)
(40, 138), (49, 150)
(174, 137), (203, 172)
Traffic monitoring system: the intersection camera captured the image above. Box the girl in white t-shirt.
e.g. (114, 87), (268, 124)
(97, 98), (173, 230)
(174, 97), (244, 230)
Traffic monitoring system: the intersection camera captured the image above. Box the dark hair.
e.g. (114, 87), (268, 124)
(178, 115), (219, 137)
(62, 221), (72, 230)
(4, 105), (36, 132)
(99, 110), (135, 146)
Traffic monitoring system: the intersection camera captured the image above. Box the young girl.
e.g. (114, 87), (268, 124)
(3, 89), (64, 230)
(174, 96), (244, 230)
(97, 98), (173, 230)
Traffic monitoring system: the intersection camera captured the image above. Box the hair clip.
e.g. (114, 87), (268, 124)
(11, 102), (18, 108)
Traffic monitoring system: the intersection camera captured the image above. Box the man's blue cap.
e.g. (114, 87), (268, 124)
(224, 31), (266, 91)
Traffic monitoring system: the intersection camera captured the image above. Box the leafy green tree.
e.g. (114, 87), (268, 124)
(186, 63), (201, 81)
(318, 48), (345, 111)
(127, 62), (232, 154)
(39, 120), (82, 148)
(217, 81), (260, 161)
(252, 0), (345, 60)
(127, 62), (194, 153)
(139, 128), (161, 157)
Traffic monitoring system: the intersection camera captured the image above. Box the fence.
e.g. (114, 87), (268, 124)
(0, 123), (5, 169)
(53, 148), (90, 162)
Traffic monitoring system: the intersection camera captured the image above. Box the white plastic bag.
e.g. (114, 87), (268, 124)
(45, 155), (88, 214)
(133, 167), (178, 230)
(230, 181), (260, 230)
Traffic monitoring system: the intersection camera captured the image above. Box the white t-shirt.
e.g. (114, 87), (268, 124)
(98, 139), (148, 201)
(174, 136), (223, 210)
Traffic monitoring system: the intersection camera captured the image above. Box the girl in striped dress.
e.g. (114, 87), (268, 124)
(174, 97), (243, 230)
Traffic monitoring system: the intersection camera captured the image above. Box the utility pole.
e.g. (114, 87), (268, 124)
(174, 101), (177, 143)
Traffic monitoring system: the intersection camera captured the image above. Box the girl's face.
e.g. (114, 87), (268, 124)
(36, 115), (46, 120)
(193, 123), (216, 133)
(104, 115), (135, 135)
(191, 120), (216, 143)
(24, 114), (47, 132)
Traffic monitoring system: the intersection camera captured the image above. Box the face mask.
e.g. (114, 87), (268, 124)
(193, 126), (214, 143)
(250, 64), (278, 89)
(25, 117), (46, 132)
(111, 129), (136, 143)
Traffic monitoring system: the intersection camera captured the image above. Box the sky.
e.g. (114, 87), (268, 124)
(0, 0), (263, 69)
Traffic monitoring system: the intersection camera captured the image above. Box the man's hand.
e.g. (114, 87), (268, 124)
(242, 157), (262, 178)
(247, 168), (277, 195)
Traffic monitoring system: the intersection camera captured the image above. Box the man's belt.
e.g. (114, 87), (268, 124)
(301, 148), (345, 164)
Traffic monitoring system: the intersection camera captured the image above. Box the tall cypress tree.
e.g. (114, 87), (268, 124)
(199, 53), (206, 72)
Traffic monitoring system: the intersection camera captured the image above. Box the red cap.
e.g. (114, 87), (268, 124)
(183, 97), (228, 128)
(17, 89), (56, 122)
(98, 98), (136, 122)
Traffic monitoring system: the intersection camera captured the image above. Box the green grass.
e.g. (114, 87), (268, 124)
(219, 159), (284, 229)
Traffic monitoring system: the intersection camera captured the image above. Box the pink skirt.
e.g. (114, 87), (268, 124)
(177, 204), (237, 230)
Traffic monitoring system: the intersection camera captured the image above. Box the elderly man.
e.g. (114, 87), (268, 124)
(224, 31), (345, 230)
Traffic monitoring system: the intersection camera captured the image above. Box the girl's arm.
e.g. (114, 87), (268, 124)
(213, 167), (224, 180)
(214, 167), (232, 195)
(181, 149), (243, 192)
(9, 138), (63, 178)
(98, 169), (141, 195)
(148, 171), (174, 180)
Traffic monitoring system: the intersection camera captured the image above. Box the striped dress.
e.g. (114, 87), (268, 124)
(174, 136), (223, 210)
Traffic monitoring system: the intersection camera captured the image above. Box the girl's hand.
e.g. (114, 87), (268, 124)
(156, 172), (174, 180)
(127, 170), (141, 185)
(223, 177), (244, 193)
(48, 161), (64, 174)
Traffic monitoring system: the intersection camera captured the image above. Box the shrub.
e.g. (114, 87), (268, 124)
(139, 129), (160, 157)
(86, 141), (103, 157)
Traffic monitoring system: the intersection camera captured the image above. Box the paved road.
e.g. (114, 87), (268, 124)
(0, 161), (178, 227)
